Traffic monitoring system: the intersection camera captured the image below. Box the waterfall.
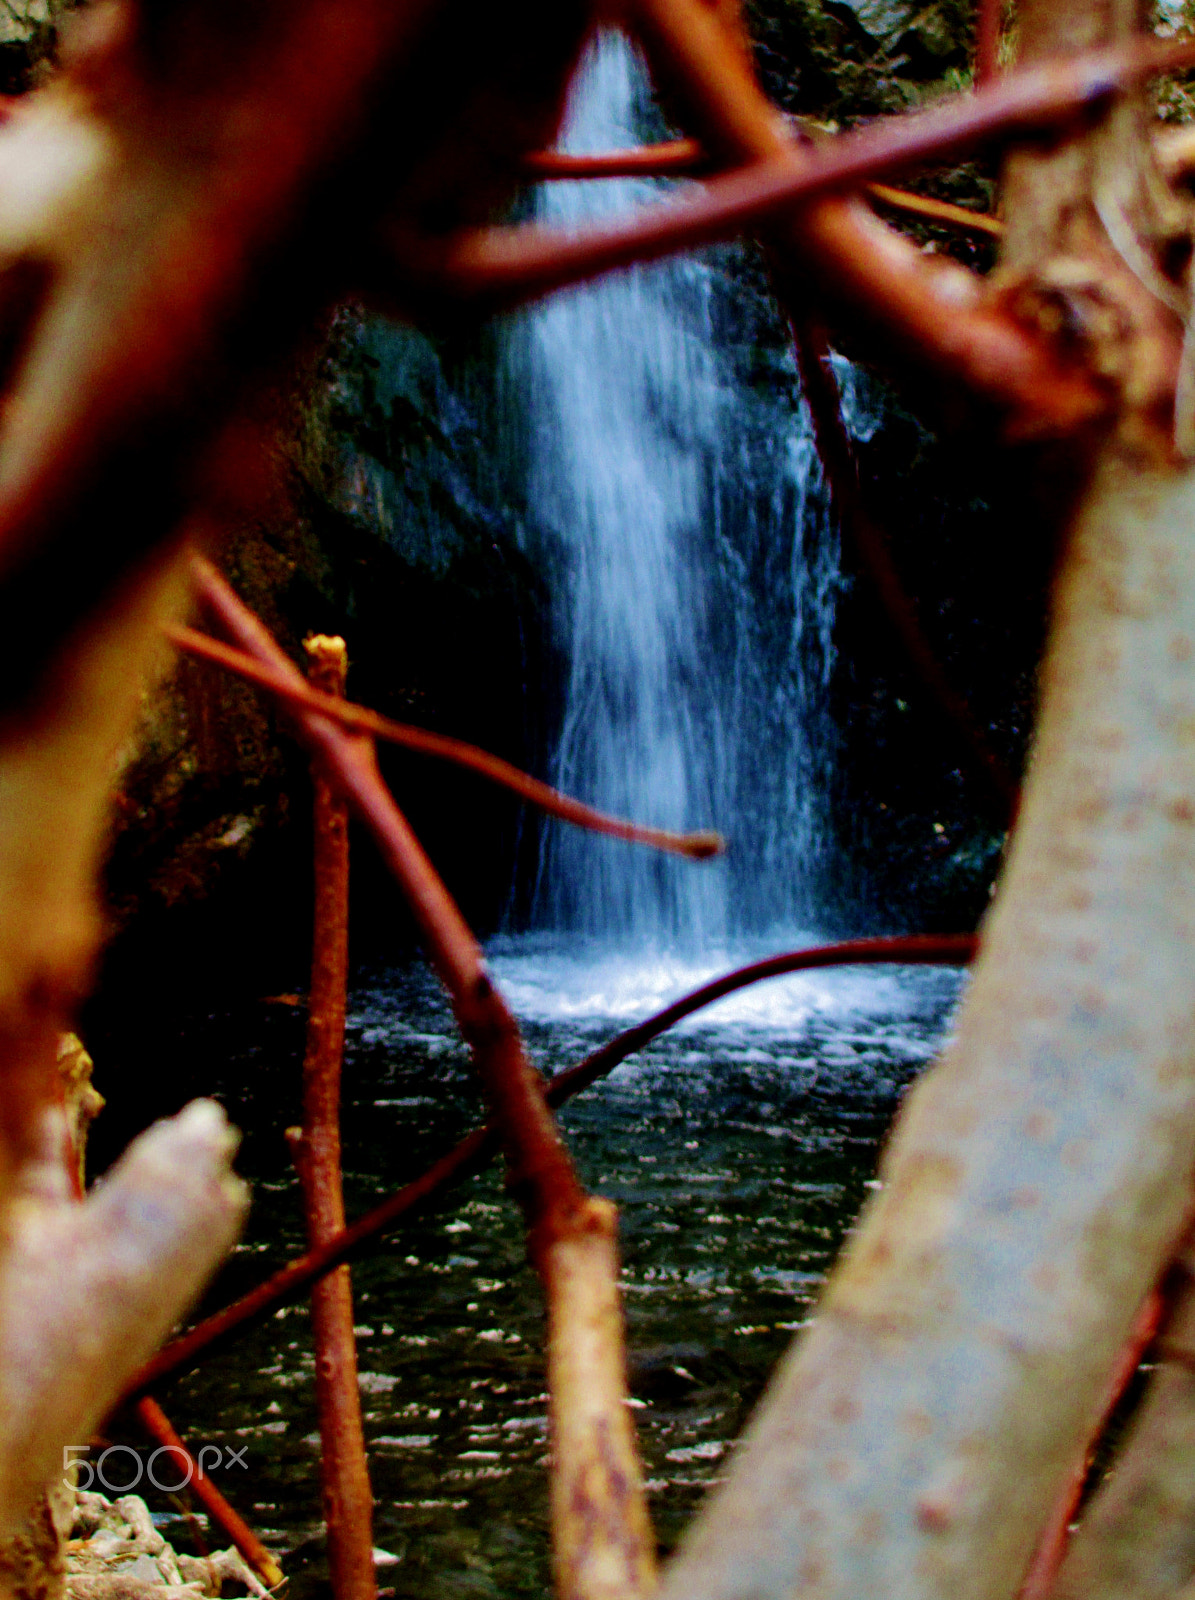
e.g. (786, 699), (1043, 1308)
(512, 31), (858, 949)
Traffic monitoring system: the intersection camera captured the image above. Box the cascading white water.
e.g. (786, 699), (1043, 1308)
(511, 32), (871, 951)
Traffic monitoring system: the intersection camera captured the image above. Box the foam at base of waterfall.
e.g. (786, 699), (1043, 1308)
(485, 933), (966, 1032)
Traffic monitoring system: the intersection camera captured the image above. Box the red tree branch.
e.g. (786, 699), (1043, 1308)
(522, 137), (708, 176)
(975, 0), (1003, 85)
(520, 141), (1003, 236)
(293, 634), (375, 1600)
(188, 557), (580, 1218)
(166, 623), (723, 859)
(134, 1398), (284, 1589)
(790, 320), (1018, 822)
(614, 12), (1187, 434)
(1018, 1288), (1166, 1599)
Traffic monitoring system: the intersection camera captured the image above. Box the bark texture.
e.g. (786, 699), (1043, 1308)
(655, 449), (1195, 1600)
(297, 634), (375, 1600)
(546, 1199), (658, 1600)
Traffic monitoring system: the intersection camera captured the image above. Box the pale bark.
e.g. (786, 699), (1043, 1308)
(0, 1098), (246, 1533)
(0, 1035), (104, 1600)
(0, 1474), (72, 1600)
(653, 449), (1195, 1600)
(0, 540), (250, 1537)
(546, 1199), (657, 1600)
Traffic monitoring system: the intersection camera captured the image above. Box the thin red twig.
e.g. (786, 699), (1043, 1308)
(522, 138), (708, 177)
(188, 558), (586, 1234)
(295, 635), (375, 1600)
(1018, 1289), (1166, 1599)
(135, 1398), (284, 1589)
(186, 562), (659, 1597)
(866, 182), (1002, 237)
(521, 142), (1003, 237)
(167, 622), (723, 859)
(122, 933), (976, 1400)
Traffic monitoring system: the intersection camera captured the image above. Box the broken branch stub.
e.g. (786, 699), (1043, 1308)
(164, 623), (723, 860)
(626, 0), (1113, 436)
(546, 1198), (658, 1600)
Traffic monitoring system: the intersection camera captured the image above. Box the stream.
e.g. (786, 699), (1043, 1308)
(119, 946), (965, 1600)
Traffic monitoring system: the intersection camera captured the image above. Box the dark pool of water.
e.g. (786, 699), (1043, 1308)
(97, 945), (964, 1600)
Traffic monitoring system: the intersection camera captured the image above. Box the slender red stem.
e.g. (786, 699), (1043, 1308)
(1017, 1289), (1165, 1599)
(167, 623), (722, 859)
(522, 138), (707, 177)
(520, 142), (1002, 237)
(135, 1398), (284, 1589)
(866, 181), (1002, 237)
(188, 560), (656, 1594)
(121, 933), (976, 1401)
(191, 552), (597, 1243)
(295, 635), (375, 1600)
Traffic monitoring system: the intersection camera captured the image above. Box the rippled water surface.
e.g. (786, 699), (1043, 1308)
(133, 944), (965, 1600)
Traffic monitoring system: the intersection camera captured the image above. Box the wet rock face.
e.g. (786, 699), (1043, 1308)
(67, 1493), (268, 1600)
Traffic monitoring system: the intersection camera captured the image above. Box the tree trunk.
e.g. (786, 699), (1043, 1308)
(649, 0), (1195, 1593)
